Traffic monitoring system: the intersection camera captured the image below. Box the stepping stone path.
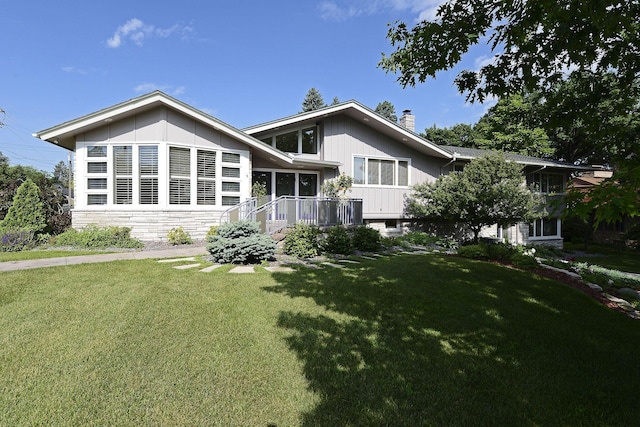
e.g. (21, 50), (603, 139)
(173, 263), (202, 270)
(200, 264), (222, 273)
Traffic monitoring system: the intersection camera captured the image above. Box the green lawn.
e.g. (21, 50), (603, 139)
(0, 249), (113, 263)
(1, 254), (639, 426)
(564, 243), (640, 274)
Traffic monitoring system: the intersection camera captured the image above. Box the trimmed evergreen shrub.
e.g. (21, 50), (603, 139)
(351, 225), (381, 252)
(283, 223), (321, 258)
(167, 227), (193, 245)
(457, 244), (489, 259)
(0, 179), (47, 234)
(322, 226), (353, 255)
(52, 225), (143, 249)
(207, 220), (276, 264)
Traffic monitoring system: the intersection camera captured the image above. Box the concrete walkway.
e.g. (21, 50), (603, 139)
(0, 246), (209, 272)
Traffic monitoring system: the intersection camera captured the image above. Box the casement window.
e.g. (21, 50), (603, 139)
(527, 173), (564, 193)
(353, 156), (409, 186)
(86, 145), (108, 205)
(197, 150), (216, 205)
(529, 218), (561, 238)
(169, 147), (191, 205)
(113, 146), (133, 205)
(139, 146), (158, 205)
(261, 127), (318, 154)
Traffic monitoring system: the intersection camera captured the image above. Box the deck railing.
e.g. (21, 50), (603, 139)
(219, 197), (257, 225)
(222, 196), (363, 234)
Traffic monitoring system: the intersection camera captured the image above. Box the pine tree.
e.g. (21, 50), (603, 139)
(301, 88), (327, 112)
(375, 101), (398, 122)
(0, 179), (47, 233)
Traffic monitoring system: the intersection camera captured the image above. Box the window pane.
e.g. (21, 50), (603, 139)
(222, 196), (240, 206)
(353, 157), (365, 185)
(301, 128), (317, 154)
(398, 161), (408, 186)
(197, 181), (216, 205)
(252, 171), (272, 197)
(169, 179), (190, 205)
(380, 160), (395, 185)
(115, 178), (132, 204)
(113, 146), (132, 175)
(543, 218), (558, 236)
(87, 146), (107, 157)
(140, 178), (158, 204)
(368, 159), (380, 185)
(87, 162), (107, 174)
(222, 181), (240, 192)
(87, 178), (107, 189)
(541, 174), (549, 193)
(170, 147), (190, 177)
(88, 194), (107, 205)
(222, 167), (240, 178)
(221, 152), (240, 163)
(299, 174), (317, 197)
(275, 131), (298, 153)
(139, 146), (158, 175)
(276, 173), (295, 197)
(548, 175), (564, 193)
(197, 150), (216, 178)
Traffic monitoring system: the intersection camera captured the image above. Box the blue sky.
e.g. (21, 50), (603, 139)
(1, 0), (495, 173)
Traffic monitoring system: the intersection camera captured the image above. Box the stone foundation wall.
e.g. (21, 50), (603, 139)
(72, 209), (225, 241)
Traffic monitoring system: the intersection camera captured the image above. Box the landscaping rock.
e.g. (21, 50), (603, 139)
(617, 288), (640, 301)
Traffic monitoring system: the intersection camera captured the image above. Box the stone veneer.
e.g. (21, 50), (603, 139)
(72, 209), (225, 241)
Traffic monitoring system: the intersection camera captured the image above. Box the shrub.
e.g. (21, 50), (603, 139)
(399, 231), (438, 246)
(510, 252), (539, 269)
(351, 225), (381, 252)
(0, 179), (47, 234)
(458, 244), (489, 259)
(167, 227), (193, 245)
(207, 225), (219, 238)
(207, 220), (276, 264)
(283, 223), (321, 258)
(322, 226), (353, 255)
(52, 225), (143, 249)
(0, 229), (36, 252)
(485, 242), (517, 261)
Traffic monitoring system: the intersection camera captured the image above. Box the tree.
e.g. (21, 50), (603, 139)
(380, 0), (640, 103)
(405, 153), (542, 242)
(331, 96), (340, 105)
(474, 94), (554, 158)
(53, 160), (72, 186)
(0, 179), (47, 233)
(301, 88), (327, 112)
(374, 101), (397, 122)
(422, 123), (478, 147)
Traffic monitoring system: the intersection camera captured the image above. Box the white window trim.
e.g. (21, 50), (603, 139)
(527, 172), (566, 194)
(252, 169), (320, 198)
(352, 155), (411, 188)
(528, 217), (562, 240)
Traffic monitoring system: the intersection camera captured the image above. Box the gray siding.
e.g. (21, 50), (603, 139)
(322, 116), (441, 219)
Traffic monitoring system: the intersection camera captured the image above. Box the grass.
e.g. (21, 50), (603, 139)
(564, 242), (640, 274)
(1, 254), (639, 425)
(0, 249), (113, 263)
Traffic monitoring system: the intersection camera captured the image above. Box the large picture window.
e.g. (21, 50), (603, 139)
(353, 156), (409, 187)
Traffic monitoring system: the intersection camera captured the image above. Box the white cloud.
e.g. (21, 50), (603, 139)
(62, 66), (89, 75)
(134, 83), (186, 96)
(107, 18), (194, 48)
(318, 0), (446, 22)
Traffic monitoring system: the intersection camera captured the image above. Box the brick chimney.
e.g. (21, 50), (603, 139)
(399, 109), (415, 132)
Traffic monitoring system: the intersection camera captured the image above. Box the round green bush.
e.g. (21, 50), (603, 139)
(283, 223), (320, 259)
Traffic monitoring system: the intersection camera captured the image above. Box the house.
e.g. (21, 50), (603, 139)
(34, 91), (582, 247)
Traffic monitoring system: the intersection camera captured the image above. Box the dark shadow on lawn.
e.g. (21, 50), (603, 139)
(264, 254), (640, 426)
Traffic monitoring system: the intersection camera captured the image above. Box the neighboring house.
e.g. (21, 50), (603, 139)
(34, 91), (583, 246)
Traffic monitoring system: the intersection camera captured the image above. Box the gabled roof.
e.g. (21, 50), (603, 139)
(243, 100), (453, 160)
(34, 91), (340, 169)
(439, 145), (592, 171)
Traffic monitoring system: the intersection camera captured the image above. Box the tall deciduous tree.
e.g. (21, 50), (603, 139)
(405, 153), (542, 242)
(301, 88), (327, 112)
(374, 101), (398, 122)
(380, 0), (639, 103)
(474, 94), (554, 158)
(422, 123), (478, 147)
